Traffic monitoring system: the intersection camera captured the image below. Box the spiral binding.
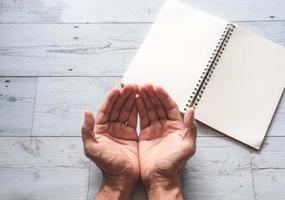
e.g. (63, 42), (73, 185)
(184, 24), (235, 111)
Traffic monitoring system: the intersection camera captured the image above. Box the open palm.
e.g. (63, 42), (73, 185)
(136, 84), (197, 188)
(81, 85), (140, 181)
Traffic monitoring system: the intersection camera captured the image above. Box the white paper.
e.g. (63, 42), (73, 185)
(196, 26), (285, 149)
(122, 0), (285, 149)
(122, 0), (227, 111)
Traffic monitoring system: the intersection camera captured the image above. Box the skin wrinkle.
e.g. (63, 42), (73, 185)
(81, 84), (197, 200)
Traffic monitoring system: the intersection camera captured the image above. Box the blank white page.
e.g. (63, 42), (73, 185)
(196, 26), (285, 149)
(122, 0), (227, 111)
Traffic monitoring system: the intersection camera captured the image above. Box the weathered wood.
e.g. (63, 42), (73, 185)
(0, 126), (283, 200)
(0, 137), (90, 200)
(0, 137), (89, 167)
(0, 78), (36, 136)
(1, 137), (253, 200)
(0, 168), (89, 200)
(0, 0), (285, 198)
(88, 137), (254, 200)
(32, 77), (121, 136)
(32, 77), (285, 137)
(0, 25), (143, 77)
(182, 137), (254, 200)
(0, 0), (285, 23)
(0, 24), (147, 77)
(1, 22), (285, 77)
(251, 137), (285, 200)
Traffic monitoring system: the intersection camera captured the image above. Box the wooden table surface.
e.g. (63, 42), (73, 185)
(0, 0), (284, 199)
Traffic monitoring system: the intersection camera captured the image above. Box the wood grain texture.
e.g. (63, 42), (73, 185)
(0, 0), (285, 23)
(251, 137), (285, 200)
(1, 22), (285, 77)
(0, 168), (89, 200)
(0, 0), (285, 199)
(0, 136), (283, 200)
(87, 137), (254, 200)
(0, 24), (147, 77)
(32, 77), (121, 136)
(0, 78), (36, 136)
(182, 137), (254, 200)
(0, 137), (90, 200)
(31, 77), (285, 137)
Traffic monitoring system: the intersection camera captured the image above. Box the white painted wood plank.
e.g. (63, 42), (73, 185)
(32, 77), (285, 137)
(0, 137), (90, 200)
(0, 137), (89, 168)
(2, 137), (284, 199)
(182, 137), (254, 200)
(0, 78), (36, 136)
(252, 169), (285, 200)
(1, 22), (285, 77)
(251, 137), (285, 170)
(88, 137), (254, 200)
(0, 0), (285, 23)
(0, 168), (89, 200)
(32, 77), (121, 136)
(0, 24), (147, 77)
(251, 137), (285, 200)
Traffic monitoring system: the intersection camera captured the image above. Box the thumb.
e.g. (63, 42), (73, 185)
(81, 110), (96, 142)
(183, 107), (197, 134)
(84, 110), (95, 130)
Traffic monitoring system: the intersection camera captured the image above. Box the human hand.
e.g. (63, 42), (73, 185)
(81, 84), (139, 200)
(136, 84), (197, 200)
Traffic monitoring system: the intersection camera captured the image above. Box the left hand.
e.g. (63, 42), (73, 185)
(136, 84), (197, 199)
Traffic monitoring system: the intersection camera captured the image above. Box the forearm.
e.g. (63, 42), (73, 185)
(96, 175), (136, 200)
(146, 179), (184, 200)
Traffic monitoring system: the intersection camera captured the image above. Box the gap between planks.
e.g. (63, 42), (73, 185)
(0, 19), (285, 25)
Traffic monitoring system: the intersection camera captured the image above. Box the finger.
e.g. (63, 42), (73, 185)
(136, 95), (150, 130)
(139, 85), (159, 121)
(81, 110), (96, 142)
(127, 103), (138, 129)
(118, 85), (138, 123)
(144, 84), (167, 119)
(95, 88), (120, 124)
(153, 85), (182, 121)
(109, 84), (133, 122)
(184, 107), (197, 140)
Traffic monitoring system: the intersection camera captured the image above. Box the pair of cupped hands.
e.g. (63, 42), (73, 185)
(81, 84), (197, 200)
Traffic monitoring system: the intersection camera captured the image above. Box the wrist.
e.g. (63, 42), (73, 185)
(96, 174), (137, 200)
(146, 178), (183, 200)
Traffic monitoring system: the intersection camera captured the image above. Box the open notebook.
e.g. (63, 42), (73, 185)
(122, 0), (285, 149)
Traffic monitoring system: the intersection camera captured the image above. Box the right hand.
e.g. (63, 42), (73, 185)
(81, 84), (140, 199)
